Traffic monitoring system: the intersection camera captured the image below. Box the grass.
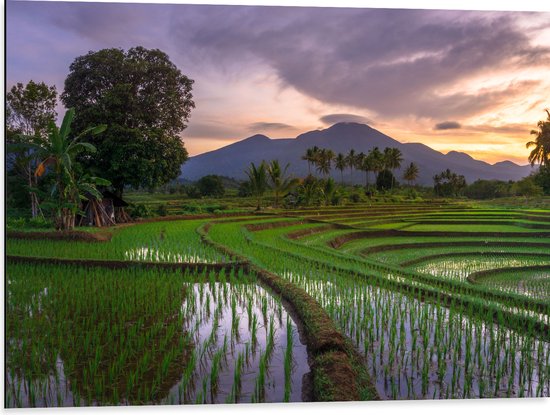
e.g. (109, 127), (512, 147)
(6, 219), (230, 263)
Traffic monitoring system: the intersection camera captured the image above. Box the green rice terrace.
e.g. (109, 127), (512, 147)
(5, 200), (550, 406)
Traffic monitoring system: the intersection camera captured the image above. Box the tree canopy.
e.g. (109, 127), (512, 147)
(196, 175), (225, 198)
(61, 46), (195, 195)
(6, 81), (58, 217)
(433, 169), (467, 197)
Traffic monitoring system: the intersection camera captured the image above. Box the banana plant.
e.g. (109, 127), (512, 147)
(28, 108), (107, 230)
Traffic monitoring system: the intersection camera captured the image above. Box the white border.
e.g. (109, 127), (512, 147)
(2, 1), (550, 414)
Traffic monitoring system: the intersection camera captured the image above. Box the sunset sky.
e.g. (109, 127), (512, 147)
(6, 1), (550, 164)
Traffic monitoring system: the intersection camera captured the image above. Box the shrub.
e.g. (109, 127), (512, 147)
(27, 216), (53, 229)
(376, 169), (395, 191)
(196, 175), (225, 197)
(156, 204), (168, 216)
(512, 176), (544, 197)
(350, 193), (361, 203)
(129, 203), (153, 218)
(6, 217), (27, 230)
(183, 185), (201, 198)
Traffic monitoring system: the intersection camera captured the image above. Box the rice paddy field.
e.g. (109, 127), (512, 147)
(5, 200), (550, 406)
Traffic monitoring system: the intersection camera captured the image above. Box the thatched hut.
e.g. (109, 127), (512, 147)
(78, 191), (130, 227)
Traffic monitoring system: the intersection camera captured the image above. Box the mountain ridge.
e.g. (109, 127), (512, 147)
(181, 122), (533, 185)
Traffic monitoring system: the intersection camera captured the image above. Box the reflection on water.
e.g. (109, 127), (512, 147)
(6, 281), (309, 407)
(169, 283), (309, 404)
(284, 270), (550, 400)
(124, 247), (215, 264)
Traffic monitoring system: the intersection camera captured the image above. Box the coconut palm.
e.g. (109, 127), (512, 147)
(302, 146), (320, 175)
(30, 108), (107, 230)
(362, 152), (378, 187)
(403, 162), (419, 186)
(346, 149), (357, 183)
(316, 148), (334, 177)
(267, 160), (299, 208)
(526, 109), (550, 167)
(245, 161), (269, 210)
(383, 147), (403, 189)
(354, 152), (364, 181)
(334, 153), (347, 185)
(368, 147), (385, 183)
(322, 177), (336, 206)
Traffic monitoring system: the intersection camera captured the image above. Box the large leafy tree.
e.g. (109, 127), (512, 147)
(61, 46), (194, 196)
(196, 175), (225, 197)
(433, 169), (466, 197)
(6, 80), (57, 217)
(526, 109), (550, 167)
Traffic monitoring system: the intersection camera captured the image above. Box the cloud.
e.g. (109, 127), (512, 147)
(320, 113), (373, 126)
(465, 123), (532, 135)
(8, 2), (550, 129)
(169, 6), (550, 119)
(434, 121), (461, 130)
(184, 121), (244, 140)
(248, 122), (295, 132)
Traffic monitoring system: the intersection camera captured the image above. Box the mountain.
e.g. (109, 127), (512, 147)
(181, 122), (534, 185)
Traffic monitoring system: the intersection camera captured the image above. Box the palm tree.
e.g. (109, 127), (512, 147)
(245, 161), (269, 210)
(346, 149), (357, 183)
(360, 152), (377, 187)
(368, 147), (384, 183)
(299, 175), (322, 206)
(334, 153), (347, 185)
(403, 162), (419, 186)
(383, 147), (403, 189)
(32, 108), (107, 230)
(302, 147), (313, 175)
(526, 109), (550, 167)
(322, 177), (336, 206)
(433, 173), (442, 196)
(267, 160), (299, 208)
(302, 146), (320, 175)
(316, 148), (334, 177)
(433, 169), (466, 196)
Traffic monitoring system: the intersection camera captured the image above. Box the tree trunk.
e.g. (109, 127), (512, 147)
(57, 208), (75, 231)
(27, 165), (41, 219)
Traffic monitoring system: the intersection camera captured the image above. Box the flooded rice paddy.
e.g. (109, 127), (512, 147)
(283, 270), (549, 400)
(5, 264), (309, 407)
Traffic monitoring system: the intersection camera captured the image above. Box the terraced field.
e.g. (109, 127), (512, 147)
(5, 201), (550, 406)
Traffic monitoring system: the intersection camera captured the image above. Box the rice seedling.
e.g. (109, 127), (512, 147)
(7, 201), (549, 404)
(5, 262), (309, 407)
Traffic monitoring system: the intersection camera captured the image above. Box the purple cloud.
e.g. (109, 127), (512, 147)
(7, 1), (550, 125)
